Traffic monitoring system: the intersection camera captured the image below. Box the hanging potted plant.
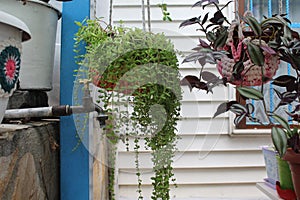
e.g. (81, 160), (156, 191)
(0, 0), (64, 91)
(179, 1), (295, 88)
(75, 17), (182, 199)
(0, 11), (31, 123)
(180, 0), (300, 199)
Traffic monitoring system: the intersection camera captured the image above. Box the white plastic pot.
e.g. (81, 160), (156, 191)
(0, 11), (31, 123)
(0, 0), (61, 91)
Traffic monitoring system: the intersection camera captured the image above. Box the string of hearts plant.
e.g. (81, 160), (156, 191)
(75, 18), (181, 200)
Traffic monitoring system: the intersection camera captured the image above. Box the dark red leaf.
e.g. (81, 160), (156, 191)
(181, 75), (208, 91)
(213, 101), (238, 118)
(292, 104), (300, 113)
(260, 45), (276, 54)
(273, 75), (297, 91)
(192, 0), (219, 7)
(199, 39), (210, 48)
(201, 71), (218, 82)
(210, 10), (225, 25)
(179, 17), (200, 28)
(280, 92), (298, 105)
(213, 102), (227, 118)
(286, 112), (300, 123)
(202, 13), (209, 25)
(274, 89), (298, 106)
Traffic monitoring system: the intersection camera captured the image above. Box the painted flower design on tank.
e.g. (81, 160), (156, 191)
(0, 45), (21, 94)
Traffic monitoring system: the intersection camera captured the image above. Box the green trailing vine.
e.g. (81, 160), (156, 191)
(132, 85), (180, 199)
(134, 137), (143, 199)
(74, 19), (181, 200)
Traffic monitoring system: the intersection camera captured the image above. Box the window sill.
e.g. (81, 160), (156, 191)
(256, 182), (283, 200)
(229, 111), (271, 136)
(230, 128), (271, 136)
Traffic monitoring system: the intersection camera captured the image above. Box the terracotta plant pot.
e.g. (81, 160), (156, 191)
(283, 149), (300, 199)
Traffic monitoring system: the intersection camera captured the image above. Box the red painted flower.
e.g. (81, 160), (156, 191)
(5, 57), (17, 81)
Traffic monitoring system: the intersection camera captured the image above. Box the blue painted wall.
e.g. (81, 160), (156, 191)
(60, 1), (90, 199)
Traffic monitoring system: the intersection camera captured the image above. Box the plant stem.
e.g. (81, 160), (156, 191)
(134, 137), (143, 199)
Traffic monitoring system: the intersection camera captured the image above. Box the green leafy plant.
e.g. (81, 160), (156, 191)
(159, 3), (172, 21)
(180, 0), (300, 158)
(75, 19), (181, 200)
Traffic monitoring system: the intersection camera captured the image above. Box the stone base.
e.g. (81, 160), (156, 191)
(0, 121), (59, 200)
(7, 90), (49, 109)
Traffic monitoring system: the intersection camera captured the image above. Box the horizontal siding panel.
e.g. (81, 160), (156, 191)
(169, 36), (202, 52)
(118, 135), (271, 152)
(114, 21), (204, 37)
(178, 135), (272, 151)
(179, 61), (217, 70)
(179, 65), (219, 72)
(117, 150), (265, 169)
(118, 167), (266, 185)
(181, 101), (228, 118)
(181, 86), (228, 101)
(119, 184), (269, 199)
(177, 117), (229, 134)
(114, 0), (233, 6)
(112, 4), (233, 22)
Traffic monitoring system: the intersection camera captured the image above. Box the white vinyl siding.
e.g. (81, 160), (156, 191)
(95, 0), (272, 199)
